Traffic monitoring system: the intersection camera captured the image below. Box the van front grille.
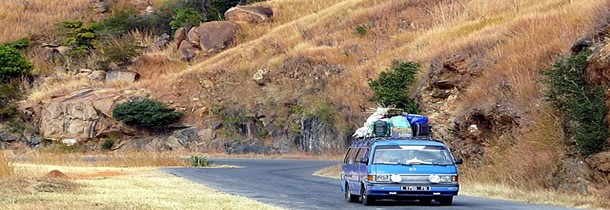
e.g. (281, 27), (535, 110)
(400, 175), (430, 184)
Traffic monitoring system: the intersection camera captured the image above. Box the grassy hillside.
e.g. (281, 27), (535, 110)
(2, 0), (609, 206)
(141, 0), (606, 187)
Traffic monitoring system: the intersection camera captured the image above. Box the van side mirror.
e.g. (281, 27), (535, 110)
(455, 158), (463, 165)
(360, 157), (369, 165)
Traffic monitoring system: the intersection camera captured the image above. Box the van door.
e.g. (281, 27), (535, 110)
(355, 148), (370, 184)
(342, 148), (359, 192)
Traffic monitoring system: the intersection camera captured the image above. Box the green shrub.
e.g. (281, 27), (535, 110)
(368, 60), (420, 113)
(0, 83), (21, 118)
(170, 8), (203, 29)
(97, 9), (142, 36)
(354, 24), (369, 37)
(541, 50), (609, 155)
(102, 138), (115, 150)
(112, 99), (183, 131)
(306, 102), (334, 125)
(59, 20), (98, 57)
(190, 156), (213, 167)
(1, 37), (30, 50)
(0, 46), (32, 83)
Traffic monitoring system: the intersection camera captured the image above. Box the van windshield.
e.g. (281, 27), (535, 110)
(372, 145), (454, 165)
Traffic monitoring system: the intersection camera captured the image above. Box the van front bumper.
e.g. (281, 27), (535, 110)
(365, 183), (459, 198)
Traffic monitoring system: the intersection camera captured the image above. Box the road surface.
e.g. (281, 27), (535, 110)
(163, 159), (576, 210)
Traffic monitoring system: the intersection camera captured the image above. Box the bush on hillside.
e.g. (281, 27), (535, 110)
(112, 99), (183, 131)
(1, 37), (30, 50)
(97, 9), (143, 36)
(59, 20), (98, 57)
(0, 42), (31, 118)
(0, 46), (32, 83)
(542, 50), (609, 155)
(368, 60), (420, 113)
(170, 8), (203, 29)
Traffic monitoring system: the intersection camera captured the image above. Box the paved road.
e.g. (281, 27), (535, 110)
(163, 159), (576, 210)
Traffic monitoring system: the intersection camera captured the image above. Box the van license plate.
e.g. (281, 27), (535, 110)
(402, 186), (430, 191)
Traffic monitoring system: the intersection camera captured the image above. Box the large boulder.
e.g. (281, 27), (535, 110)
(584, 41), (610, 85)
(194, 21), (240, 54)
(186, 27), (200, 47)
(38, 89), (126, 140)
(106, 70), (140, 83)
(174, 27), (187, 49)
(225, 6), (273, 23)
(178, 40), (197, 62)
(87, 70), (106, 81)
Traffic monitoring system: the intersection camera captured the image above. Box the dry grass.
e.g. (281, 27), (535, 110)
(0, 0), (94, 43)
(9, 150), (190, 167)
(312, 163), (341, 179)
(0, 166), (281, 210)
(460, 181), (610, 210)
(0, 151), (13, 178)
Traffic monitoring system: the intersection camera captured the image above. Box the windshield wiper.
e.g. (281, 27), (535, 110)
(374, 162), (400, 165)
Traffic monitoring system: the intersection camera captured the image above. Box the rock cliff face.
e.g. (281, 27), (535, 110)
(33, 89), (127, 141)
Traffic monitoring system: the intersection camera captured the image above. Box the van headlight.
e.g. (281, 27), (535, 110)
(429, 175), (458, 183)
(375, 175), (390, 182)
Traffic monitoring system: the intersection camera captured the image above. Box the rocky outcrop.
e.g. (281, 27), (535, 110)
(586, 151), (610, 184)
(88, 70), (107, 81)
(0, 131), (19, 142)
(225, 6), (273, 23)
(292, 117), (341, 154)
(89, 0), (110, 13)
(225, 140), (270, 154)
(196, 21), (240, 53)
(106, 70), (140, 83)
(178, 40), (197, 62)
(174, 27), (187, 49)
(35, 89), (129, 141)
(552, 157), (597, 194)
(584, 41), (610, 85)
(175, 21), (240, 61)
(416, 53), (486, 159)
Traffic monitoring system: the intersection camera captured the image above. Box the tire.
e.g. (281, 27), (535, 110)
(345, 184), (359, 203)
(360, 185), (375, 206)
(438, 196), (453, 205)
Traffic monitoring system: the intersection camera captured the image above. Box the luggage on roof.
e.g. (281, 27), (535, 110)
(388, 115), (413, 138)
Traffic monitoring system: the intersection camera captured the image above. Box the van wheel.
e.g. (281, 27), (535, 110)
(438, 197), (453, 205)
(360, 185), (375, 206)
(345, 184), (358, 202)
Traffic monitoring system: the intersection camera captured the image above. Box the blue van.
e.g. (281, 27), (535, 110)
(341, 137), (463, 205)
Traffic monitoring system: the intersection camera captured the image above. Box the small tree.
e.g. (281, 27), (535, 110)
(368, 60), (420, 113)
(541, 50), (609, 155)
(0, 46), (32, 83)
(113, 99), (183, 131)
(59, 20), (98, 57)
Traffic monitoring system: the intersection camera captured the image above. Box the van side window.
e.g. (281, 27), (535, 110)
(343, 148), (354, 164)
(347, 148), (360, 164)
(357, 148), (369, 163)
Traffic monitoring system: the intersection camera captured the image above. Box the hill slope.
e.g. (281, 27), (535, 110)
(3, 0), (609, 204)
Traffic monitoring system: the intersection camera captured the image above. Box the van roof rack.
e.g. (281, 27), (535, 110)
(350, 136), (443, 147)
